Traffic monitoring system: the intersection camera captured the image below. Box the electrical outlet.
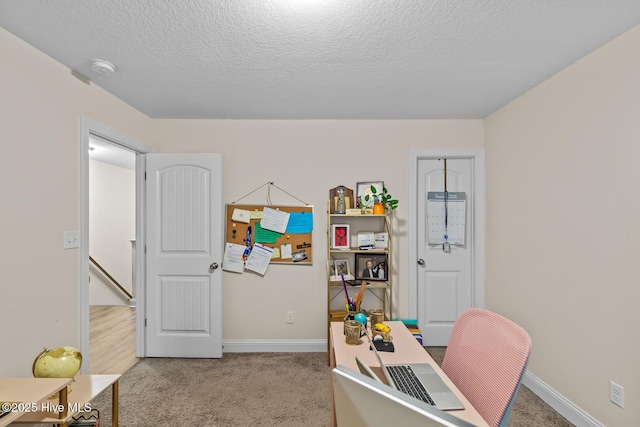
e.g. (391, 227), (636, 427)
(286, 311), (294, 324)
(610, 381), (624, 408)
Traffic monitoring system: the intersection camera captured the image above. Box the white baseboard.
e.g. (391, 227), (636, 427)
(222, 339), (326, 353)
(523, 371), (604, 427)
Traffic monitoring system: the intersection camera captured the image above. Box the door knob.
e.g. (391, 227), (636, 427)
(209, 262), (219, 271)
(417, 258), (425, 266)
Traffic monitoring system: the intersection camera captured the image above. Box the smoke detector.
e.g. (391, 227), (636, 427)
(90, 59), (116, 76)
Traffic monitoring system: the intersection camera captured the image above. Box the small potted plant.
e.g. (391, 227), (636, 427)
(365, 185), (398, 214)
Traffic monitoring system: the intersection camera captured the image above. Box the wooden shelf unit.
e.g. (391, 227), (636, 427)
(326, 202), (393, 355)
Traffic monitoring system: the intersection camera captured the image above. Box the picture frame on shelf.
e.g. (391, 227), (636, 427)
(331, 258), (353, 281)
(355, 253), (388, 281)
(356, 181), (384, 209)
(374, 231), (388, 249)
(357, 231), (375, 248)
(331, 224), (350, 250)
(328, 260), (336, 277)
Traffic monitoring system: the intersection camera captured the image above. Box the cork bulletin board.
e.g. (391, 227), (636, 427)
(225, 204), (314, 265)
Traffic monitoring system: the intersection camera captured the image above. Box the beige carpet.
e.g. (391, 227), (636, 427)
(92, 353), (330, 426)
(91, 351), (573, 426)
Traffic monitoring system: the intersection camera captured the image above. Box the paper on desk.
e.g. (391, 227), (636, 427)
(244, 243), (274, 275)
(260, 207), (289, 233)
(222, 243), (246, 273)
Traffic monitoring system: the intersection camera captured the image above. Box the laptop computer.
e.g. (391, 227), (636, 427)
(355, 335), (465, 411)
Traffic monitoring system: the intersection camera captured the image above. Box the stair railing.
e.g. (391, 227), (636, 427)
(89, 255), (133, 301)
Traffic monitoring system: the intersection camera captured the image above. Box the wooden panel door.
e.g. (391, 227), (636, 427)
(417, 158), (473, 345)
(145, 153), (223, 357)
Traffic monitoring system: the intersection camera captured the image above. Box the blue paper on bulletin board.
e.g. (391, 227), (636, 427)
(286, 212), (313, 234)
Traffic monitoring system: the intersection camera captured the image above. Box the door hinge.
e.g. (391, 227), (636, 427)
(144, 318), (147, 327)
(144, 172), (147, 180)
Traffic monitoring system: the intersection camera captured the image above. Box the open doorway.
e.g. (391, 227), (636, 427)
(80, 117), (154, 374)
(88, 135), (137, 373)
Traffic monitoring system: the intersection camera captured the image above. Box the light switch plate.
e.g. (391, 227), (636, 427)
(64, 231), (79, 249)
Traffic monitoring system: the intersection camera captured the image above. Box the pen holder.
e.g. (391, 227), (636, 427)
(344, 310), (366, 334)
(344, 311), (359, 322)
(344, 320), (363, 345)
(368, 308), (384, 326)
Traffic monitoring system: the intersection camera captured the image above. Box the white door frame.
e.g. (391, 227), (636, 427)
(79, 117), (154, 372)
(408, 148), (486, 320)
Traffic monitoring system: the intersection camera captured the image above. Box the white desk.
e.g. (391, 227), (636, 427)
(1, 374), (120, 427)
(329, 321), (489, 427)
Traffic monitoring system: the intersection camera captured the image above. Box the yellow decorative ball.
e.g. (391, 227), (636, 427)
(32, 346), (82, 379)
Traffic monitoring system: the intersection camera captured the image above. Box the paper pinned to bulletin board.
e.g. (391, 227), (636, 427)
(225, 204), (314, 266)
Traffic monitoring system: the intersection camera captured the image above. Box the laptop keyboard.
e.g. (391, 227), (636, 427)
(386, 365), (436, 405)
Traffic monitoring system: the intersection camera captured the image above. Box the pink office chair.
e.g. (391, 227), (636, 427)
(441, 308), (531, 427)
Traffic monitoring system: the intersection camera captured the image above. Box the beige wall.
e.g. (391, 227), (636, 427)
(145, 119), (483, 340)
(485, 25), (640, 426)
(0, 28), (154, 376)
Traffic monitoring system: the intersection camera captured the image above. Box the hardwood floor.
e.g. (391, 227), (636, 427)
(89, 305), (139, 374)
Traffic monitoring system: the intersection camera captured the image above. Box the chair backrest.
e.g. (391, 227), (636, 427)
(441, 308), (531, 427)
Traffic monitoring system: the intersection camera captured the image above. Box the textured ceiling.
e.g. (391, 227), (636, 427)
(1, 1), (639, 119)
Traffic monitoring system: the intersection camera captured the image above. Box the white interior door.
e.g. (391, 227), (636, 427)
(145, 153), (223, 357)
(417, 158), (474, 346)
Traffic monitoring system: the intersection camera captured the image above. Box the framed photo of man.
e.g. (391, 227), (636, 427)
(355, 253), (388, 281)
